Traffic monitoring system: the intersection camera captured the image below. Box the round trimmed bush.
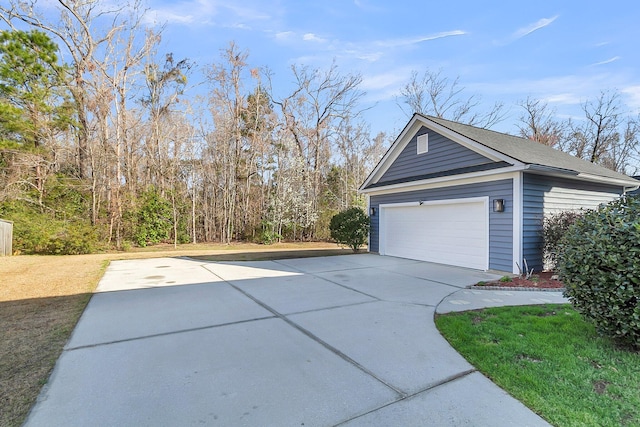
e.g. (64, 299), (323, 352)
(558, 195), (640, 349)
(329, 207), (370, 252)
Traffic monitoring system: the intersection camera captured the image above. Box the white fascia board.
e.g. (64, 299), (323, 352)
(525, 167), (639, 191)
(360, 116), (423, 189)
(361, 166), (526, 196)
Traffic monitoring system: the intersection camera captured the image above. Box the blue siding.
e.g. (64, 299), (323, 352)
(523, 174), (624, 271)
(629, 177), (640, 195)
(379, 126), (493, 183)
(369, 179), (513, 272)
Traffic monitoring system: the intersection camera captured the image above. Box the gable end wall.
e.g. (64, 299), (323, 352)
(378, 126), (494, 184)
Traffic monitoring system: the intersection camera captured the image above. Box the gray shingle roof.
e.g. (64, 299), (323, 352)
(422, 114), (639, 186)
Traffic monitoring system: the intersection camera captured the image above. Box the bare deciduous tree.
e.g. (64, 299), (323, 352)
(567, 90), (640, 173)
(568, 90), (622, 164)
(518, 90), (640, 174)
(398, 68), (506, 128)
(205, 42), (250, 243)
(142, 52), (191, 190)
(517, 97), (567, 149)
(271, 61), (364, 238)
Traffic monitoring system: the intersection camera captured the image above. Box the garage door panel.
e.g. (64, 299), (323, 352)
(381, 200), (488, 270)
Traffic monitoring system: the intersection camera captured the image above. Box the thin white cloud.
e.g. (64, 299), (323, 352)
(361, 69), (411, 91)
(590, 56), (621, 67)
(353, 0), (384, 12)
(360, 67), (418, 103)
(542, 93), (583, 105)
(349, 50), (383, 62)
(146, 9), (195, 24)
(621, 85), (640, 109)
(275, 31), (294, 40)
(512, 15), (558, 39)
(376, 31), (467, 48)
(271, 25), (465, 65)
(470, 73), (616, 107)
(225, 3), (271, 21)
(146, 0), (271, 26)
(303, 33), (327, 43)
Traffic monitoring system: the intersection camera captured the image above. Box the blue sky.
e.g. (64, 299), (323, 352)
(146, 0), (640, 136)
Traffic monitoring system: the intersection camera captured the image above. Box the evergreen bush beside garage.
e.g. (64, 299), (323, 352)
(329, 207), (369, 252)
(558, 195), (640, 349)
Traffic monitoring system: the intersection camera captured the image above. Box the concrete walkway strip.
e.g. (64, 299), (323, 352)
(25, 254), (560, 426)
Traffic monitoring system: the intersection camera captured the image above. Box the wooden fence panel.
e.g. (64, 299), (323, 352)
(0, 219), (13, 256)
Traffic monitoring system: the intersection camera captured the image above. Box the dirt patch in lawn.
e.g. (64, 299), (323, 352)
(0, 242), (348, 427)
(474, 272), (565, 290)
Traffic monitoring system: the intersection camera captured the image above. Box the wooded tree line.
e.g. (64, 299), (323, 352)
(0, 1), (388, 253)
(1, 1), (638, 254)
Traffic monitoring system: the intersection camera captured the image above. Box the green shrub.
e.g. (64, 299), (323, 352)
(44, 222), (102, 255)
(558, 196), (640, 349)
(1, 198), (101, 255)
(133, 187), (172, 247)
(257, 221), (282, 245)
(542, 210), (584, 270)
(329, 207), (369, 252)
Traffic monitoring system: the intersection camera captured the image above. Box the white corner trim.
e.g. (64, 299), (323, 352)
(378, 204), (386, 256)
(366, 194), (371, 252)
(512, 173), (523, 274)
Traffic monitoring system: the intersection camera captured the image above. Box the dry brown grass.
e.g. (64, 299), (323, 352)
(0, 241), (349, 427)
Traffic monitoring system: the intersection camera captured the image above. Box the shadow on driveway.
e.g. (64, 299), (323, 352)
(24, 254), (551, 427)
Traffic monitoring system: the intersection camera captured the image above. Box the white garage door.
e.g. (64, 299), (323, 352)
(380, 198), (488, 270)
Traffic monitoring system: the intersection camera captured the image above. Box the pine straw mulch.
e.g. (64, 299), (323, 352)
(472, 272), (565, 291)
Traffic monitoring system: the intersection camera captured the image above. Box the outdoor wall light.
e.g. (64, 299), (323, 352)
(370, 207), (376, 216)
(493, 198), (505, 213)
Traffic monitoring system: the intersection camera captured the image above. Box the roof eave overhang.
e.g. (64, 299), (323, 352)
(360, 165), (526, 195)
(524, 164), (640, 190)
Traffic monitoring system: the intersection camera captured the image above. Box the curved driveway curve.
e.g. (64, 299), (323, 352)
(25, 254), (564, 426)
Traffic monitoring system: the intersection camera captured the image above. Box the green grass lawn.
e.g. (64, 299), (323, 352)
(435, 304), (640, 427)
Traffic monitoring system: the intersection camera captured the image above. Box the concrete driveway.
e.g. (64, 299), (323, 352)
(25, 254), (555, 426)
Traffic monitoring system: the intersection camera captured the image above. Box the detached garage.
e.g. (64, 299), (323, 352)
(361, 114), (640, 274)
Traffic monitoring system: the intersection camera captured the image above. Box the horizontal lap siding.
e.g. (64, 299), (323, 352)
(379, 126), (492, 183)
(370, 179), (513, 271)
(523, 174), (624, 271)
